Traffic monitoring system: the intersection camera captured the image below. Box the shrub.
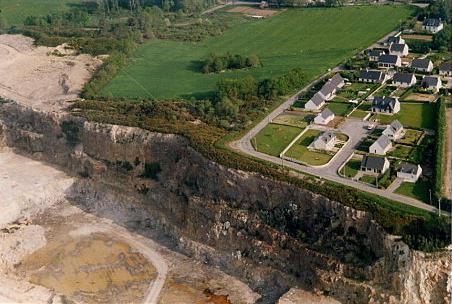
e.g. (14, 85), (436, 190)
(142, 162), (162, 180)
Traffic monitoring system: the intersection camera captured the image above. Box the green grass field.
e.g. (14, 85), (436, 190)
(0, 0), (80, 25)
(395, 180), (431, 203)
(374, 103), (436, 129)
(327, 101), (355, 116)
(252, 123), (302, 156)
(101, 6), (413, 99)
(340, 158), (361, 178)
(349, 109), (369, 119)
(272, 113), (313, 128)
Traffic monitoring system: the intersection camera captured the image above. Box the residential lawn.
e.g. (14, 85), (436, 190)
(326, 101), (355, 116)
(389, 144), (414, 159)
(100, 6), (414, 99)
(349, 109), (369, 119)
(284, 129), (335, 166)
(369, 128), (383, 138)
(360, 174), (377, 186)
(358, 102), (372, 111)
(373, 85), (395, 97)
(0, 0), (82, 25)
(356, 138), (374, 152)
(272, 114), (313, 128)
(252, 123), (302, 156)
(340, 159), (361, 178)
(338, 83), (378, 100)
(395, 180), (431, 203)
(374, 103), (436, 129)
(292, 99), (307, 108)
(397, 129), (423, 145)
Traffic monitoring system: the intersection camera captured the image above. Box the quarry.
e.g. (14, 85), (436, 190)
(0, 34), (450, 304)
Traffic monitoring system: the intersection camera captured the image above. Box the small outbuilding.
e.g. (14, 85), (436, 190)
(439, 62), (452, 76)
(314, 108), (335, 125)
(397, 163), (422, 182)
(361, 155), (390, 175)
(369, 135), (392, 155)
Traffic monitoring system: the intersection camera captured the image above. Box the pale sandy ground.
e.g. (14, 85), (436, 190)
(0, 149), (259, 304)
(0, 34), (101, 111)
(277, 288), (342, 304)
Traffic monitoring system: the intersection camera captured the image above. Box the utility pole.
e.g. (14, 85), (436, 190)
(438, 198), (441, 217)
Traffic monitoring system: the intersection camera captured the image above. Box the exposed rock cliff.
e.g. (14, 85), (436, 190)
(0, 101), (449, 303)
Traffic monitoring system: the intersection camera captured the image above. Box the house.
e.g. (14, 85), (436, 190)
(410, 58), (433, 73)
(422, 18), (444, 34)
(371, 96), (400, 114)
(378, 55), (402, 68)
(368, 49), (386, 62)
(389, 43), (409, 57)
(382, 120), (404, 140)
(361, 155), (390, 175)
(392, 72), (417, 87)
(358, 69), (388, 83)
(397, 163), (422, 182)
(439, 62), (452, 76)
(369, 135), (392, 155)
(305, 92), (325, 111)
(318, 74), (345, 100)
(421, 76), (442, 91)
(384, 36), (405, 46)
(314, 108), (335, 125)
(310, 131), (336, 151)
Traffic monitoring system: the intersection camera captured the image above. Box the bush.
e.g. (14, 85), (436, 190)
(142, 162), (161, 180)
(201, 53), (261, 74)
(434, 99), (446, 198)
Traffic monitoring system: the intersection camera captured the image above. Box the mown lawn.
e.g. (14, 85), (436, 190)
(395, 180), (431, 203)
(0, 0), (81, 25)
(340, 159), (361, 178)
(252, 123), (302, 156)
(272, 113), (313, 128)
(285, 129), (338, 166)
(327, 101), (355, 116)
(349, 109), (369, 119)
(101, 6), (413, 99)
(374, 103), (436, 129)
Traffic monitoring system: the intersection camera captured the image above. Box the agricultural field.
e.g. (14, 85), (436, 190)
(252, 123), (302, 156)
(0, 0), (81, 25)
(100, 6), (414, 99)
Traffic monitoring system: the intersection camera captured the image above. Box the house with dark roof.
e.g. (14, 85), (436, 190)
(421, 76), (442, 91)
(384, 36), (405, 46)
(378, 54), (401, 68)
(361, 155), (390, 175)
(439, 62), (452, 76)
(369, 135), (392, 155)
(410, 58), (433, 73)
(397, 163), (422, 182)
(314, 108), (335, 125)
(310, 131), (336, 151)
(371, 96), (400, 114)
(392, 72), (417, 87)
(368, 49), (386, 62)
(422, 18), (443, 34)
(389, 43), (409, 57)
(318, 74), (345, 100)
(383, 120), (404, 140)
(305, 92), (326, 111)
(358, 70), (388, 84)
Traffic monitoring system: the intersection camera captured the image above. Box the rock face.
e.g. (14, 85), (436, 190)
(0, 101), (450, 303)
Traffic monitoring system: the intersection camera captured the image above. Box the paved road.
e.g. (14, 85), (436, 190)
(230, 30), (448, 215)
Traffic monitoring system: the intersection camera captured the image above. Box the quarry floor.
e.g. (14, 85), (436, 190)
(0, 149), (260, 304)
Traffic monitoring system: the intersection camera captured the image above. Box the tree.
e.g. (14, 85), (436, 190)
(432, 25), (451, 51)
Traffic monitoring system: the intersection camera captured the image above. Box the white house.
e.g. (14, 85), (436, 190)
(422, 18), (444, 34)
(310, 131), (336, 151)
(305, 92), (325, 111)
(397, 163), (422, 182)
(318, 74), (345, 101)
(368, 49), (386, 62)
(389, 43), (409, 57)
(358, 70), (388, 84)
(361, 155), (390, 175)
(382, 120), (404, 140)
(378, 55), (402, 68)
(421, 76), (442, 92)
(392, 72), (417, 88)
(369, 135), (392, 155)
(314, 108), (335, 125)
(371, 96), (401, 114)
(384, 36), (405, 46)
(439, 62), (452, 76)
(410, 58), (433, 73)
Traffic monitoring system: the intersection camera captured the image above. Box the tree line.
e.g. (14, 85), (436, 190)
(201, 53), (261, 74)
